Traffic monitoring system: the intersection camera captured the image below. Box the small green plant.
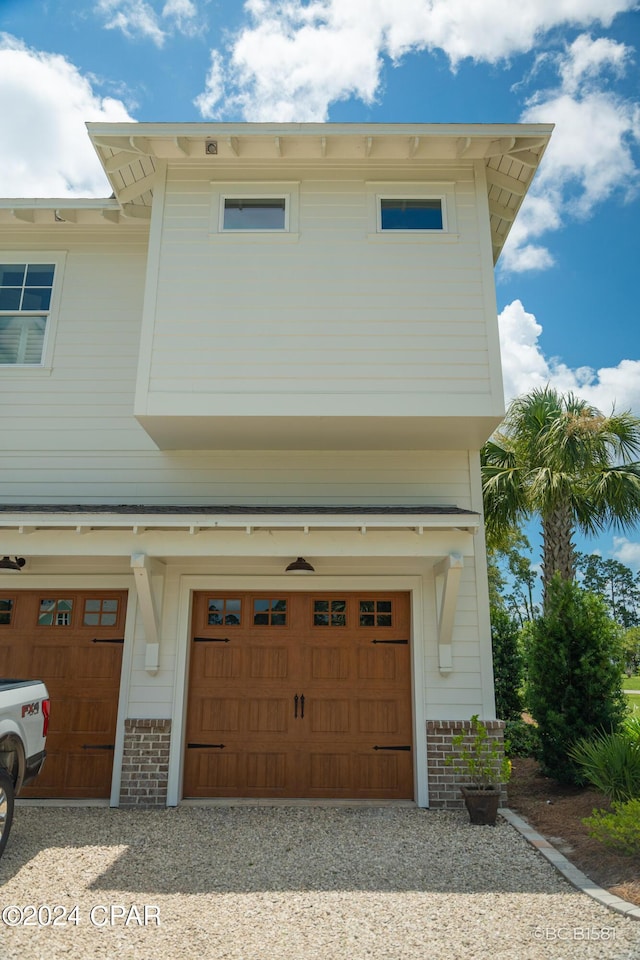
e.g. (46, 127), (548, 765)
(622, 715), (640, 745)
(569, 733), (640, 802)
(583, 800), (640, 855)
(446, 715), (511, 788)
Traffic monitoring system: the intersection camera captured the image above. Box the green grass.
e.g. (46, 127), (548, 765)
(623, 676), (640, 691)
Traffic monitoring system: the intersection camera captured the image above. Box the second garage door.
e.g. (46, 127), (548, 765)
(0, 590), (126, 798)
(184, 591), (413, 799)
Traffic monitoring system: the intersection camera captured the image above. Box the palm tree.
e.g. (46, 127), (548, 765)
(481, 387), (640, 606)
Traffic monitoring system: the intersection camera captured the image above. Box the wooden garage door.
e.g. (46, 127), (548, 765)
(184, 592), (413, 799)
(0, 591), (126, 798)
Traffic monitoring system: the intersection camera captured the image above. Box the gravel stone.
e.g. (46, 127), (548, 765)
(0, 806), (638, 959)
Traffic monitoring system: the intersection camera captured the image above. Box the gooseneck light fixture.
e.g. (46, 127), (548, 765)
(284, 557), (315, 574)
(0, 556), (26, 571)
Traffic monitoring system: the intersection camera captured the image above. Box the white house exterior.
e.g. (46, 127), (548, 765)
(0, 122), (552, 807)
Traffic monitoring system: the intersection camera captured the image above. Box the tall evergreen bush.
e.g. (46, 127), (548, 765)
(491, 606), (524, 721)
(527, 576), (627, 783)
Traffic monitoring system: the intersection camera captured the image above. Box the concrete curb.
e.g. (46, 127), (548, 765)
(500, 807), (640, 920)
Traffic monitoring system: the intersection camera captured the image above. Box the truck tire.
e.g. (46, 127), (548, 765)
(0, 769), (15, 859)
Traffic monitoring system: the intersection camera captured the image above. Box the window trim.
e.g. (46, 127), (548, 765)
(366, 182), (458, 242)
(0, 251), (66, 369)
(209, 182), (300, 241)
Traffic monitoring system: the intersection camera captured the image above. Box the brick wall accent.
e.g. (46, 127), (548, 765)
(426, 719), (507, 809)
(119, 719), (171, 807)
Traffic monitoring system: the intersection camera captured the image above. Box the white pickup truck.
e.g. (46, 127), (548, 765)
(0, 679), (49, 857)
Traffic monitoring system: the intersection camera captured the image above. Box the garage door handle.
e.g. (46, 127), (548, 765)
(187, 743), (225, 749)
(373, 745), (411, 751)
(82, 744), (115, 750)
(300, 694), (305, 718)
(193, 637), (231, 643)
(92, 638), (124, 644)
(294, 694), (299, 718)
(371, 639), (408, 645)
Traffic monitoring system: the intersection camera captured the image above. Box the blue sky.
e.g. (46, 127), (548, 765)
(1, 0), (639, 574)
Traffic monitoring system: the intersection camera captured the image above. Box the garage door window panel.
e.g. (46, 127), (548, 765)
(38, 598), (74, 627)
(0, 599), (14, 626)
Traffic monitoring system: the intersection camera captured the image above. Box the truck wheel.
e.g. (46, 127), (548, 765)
(0, 770), (15, 859)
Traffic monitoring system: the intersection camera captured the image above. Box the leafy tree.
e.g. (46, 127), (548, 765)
(576, 553), (640, 628)
(620, 626), (640, 677)
(482, 387), (640, 608)
(527, 576), (627, 783)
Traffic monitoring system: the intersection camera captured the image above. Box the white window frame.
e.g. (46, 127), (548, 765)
(0, 251), (66, 370)
(366, 182), (458, 242)
(209, 182), (300, 242)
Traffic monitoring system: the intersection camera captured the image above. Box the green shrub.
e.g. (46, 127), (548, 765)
(583, 800), (640, 855)
(569, 733), (640, 802)
(504, 718), (540, 758)
(527, 577), (627, 783)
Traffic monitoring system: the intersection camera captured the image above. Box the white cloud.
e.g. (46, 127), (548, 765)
(498, 299), (640, 414)
(193, 50), (226, 119)
(502, 33), (640, 271)
(96, 0), (200, 47)
(195, 0), (637, 121)
(0, 35), (133, 197)
(559, 32), (630, 93)
(612, 537), (640, 571)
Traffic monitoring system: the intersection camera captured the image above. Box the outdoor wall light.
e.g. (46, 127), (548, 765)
(0, 556), (26, 571)
(284, 557), (315, 574)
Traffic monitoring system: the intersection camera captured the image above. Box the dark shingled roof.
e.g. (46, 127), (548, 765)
(0, 504), (478, 517)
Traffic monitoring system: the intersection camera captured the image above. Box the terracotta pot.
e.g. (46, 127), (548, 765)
(460, 785), (501, 825)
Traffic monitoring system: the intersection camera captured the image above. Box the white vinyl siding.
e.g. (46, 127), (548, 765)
(137, 167), (495, 417)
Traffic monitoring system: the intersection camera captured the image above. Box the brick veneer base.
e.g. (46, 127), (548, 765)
(426, 719), (507, 809)
(119, 719), (171, 807)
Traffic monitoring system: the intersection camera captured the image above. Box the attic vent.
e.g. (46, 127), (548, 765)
(205, 140), (218, 156)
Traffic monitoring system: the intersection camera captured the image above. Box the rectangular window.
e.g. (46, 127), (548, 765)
(0, 262), (55, 364)
(222, 198), (286, 231)
(380, 199), (443, 231)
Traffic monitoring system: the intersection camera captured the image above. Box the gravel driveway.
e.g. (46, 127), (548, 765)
(0, 805), (638, 960)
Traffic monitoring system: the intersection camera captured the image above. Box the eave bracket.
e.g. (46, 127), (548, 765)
(434, 552), (464, 674)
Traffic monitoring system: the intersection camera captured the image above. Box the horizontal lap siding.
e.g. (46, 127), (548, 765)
(147, 169), (491, 403)
(0, 444), (472, 504)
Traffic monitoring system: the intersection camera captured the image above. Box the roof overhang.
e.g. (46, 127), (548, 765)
(0, 505), (480, 536)
(0, 122), (553, 262)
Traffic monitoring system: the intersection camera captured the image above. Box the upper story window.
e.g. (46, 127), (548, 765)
(380, 199), (443, 231)
(222, 198), (287, 231)
(0, 260), (59, 366)
(210, 183), (299, 241)
(367, 183), (456, 241)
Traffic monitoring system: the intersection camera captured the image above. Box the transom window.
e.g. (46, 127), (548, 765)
(380, 199), (443, 231)
(208, 598), (242, 626)
(253, 598), (287, 626)
(0, 262), (55, 364)
(83, 598), (119, 627)
(222, 198), (287, 231)
(38, 598), (73, 626)
(313, 599), (347, 627)
(0, 599), (14, 626)
(359, 599), (393, 627)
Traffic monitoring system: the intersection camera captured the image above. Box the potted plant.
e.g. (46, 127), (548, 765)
(446, 714), (511, 825)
